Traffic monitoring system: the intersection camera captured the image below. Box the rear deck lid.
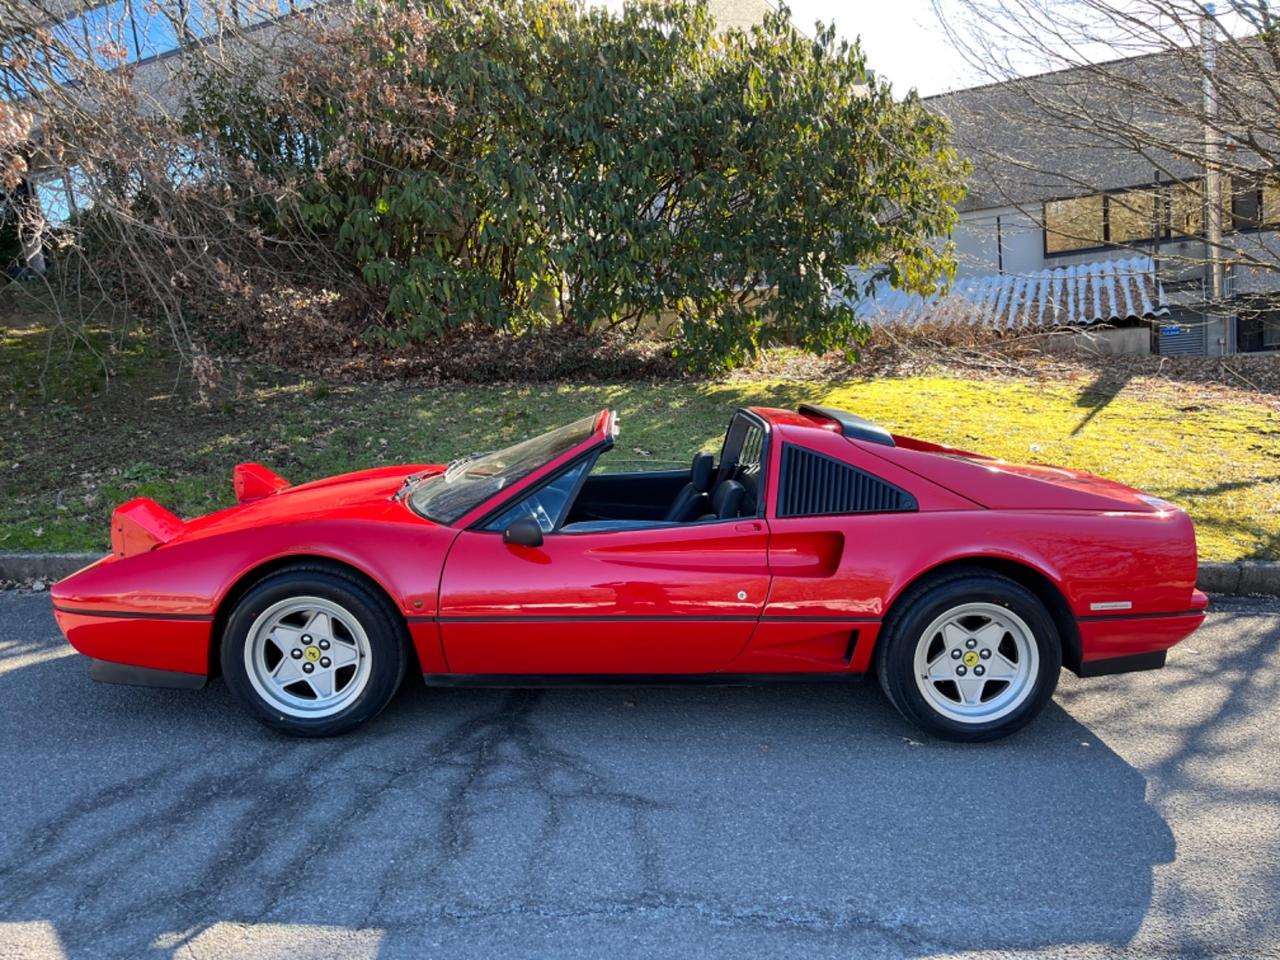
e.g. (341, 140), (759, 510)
(870, 435), (1163, 513)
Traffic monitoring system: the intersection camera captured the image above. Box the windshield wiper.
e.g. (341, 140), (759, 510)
(392, 450), (497, 503)
(443, 450), (493, 481)
(390, 470), (433, 502)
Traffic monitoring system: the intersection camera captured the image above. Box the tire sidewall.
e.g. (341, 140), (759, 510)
(221, 570), (406, 736)
(880, 575), (1062, 742)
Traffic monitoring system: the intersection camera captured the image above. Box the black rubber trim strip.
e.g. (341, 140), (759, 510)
(1075, 650), (1167, 678)
(409, 615), (881, 625)
(423, 672), (866, 687)
(90, 659), (208, 689)
(1076, 608), (1206, 623)
(54, 605), (214, 622)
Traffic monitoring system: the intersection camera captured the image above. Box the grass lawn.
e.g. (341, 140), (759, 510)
(4, 321), (1280, 561)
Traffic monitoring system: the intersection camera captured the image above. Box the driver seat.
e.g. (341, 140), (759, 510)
(663, 452), (715, 522)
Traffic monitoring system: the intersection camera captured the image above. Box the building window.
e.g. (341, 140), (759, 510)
(1044, 194), (1105, 253)
(1236, 298), (1280, 352)
(1045, 189), (1161, 254)
(1044, 174), (1280, 256)
(1166, 181), (1204, 238)
(1231, 176), (1263, 230)
(1, 0), (316, 102)
(1262, 179), (1280, 227)
(1227, 173), (1280, 232)
(1109, 188), (1160, 244)
(35, 176), (71, 225)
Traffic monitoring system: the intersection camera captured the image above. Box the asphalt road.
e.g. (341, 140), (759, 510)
(1, 593), (1278, 960)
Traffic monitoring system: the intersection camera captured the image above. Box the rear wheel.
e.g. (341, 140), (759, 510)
(876, 572), (1061, 742)
(221, 568), (407, 736)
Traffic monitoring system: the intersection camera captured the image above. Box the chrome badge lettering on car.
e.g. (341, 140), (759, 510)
(1090, 601), (1133, 611)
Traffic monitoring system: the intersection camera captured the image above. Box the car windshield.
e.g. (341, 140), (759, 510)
(408, 414), (601, 524)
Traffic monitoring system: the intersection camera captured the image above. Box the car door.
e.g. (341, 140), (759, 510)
(437, 492), (770, 674)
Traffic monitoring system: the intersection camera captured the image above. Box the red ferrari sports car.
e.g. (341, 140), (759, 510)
(51, 404), (1206, 741)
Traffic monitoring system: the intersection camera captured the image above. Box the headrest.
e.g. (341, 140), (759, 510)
(712, 479), (745, 518)
(691, 452), (715, 491)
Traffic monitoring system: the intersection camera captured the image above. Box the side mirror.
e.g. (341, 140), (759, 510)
(503, 516), (544, 548)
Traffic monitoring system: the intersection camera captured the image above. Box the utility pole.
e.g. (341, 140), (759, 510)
(1202, 3), (1230, 353)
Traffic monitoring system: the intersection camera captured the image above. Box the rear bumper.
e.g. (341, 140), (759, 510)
(1074, 604), (1206, 677)
(53, 606), (212, 676)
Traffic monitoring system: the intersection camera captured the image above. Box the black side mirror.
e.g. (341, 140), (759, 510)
(503, 516), (544, 548)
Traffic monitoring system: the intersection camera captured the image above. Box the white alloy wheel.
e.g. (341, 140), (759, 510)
(243, 595), (373, 719)
(911, 602), (1040, 725)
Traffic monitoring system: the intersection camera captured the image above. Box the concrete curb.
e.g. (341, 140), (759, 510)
(0, 553), (101, 585)
(3, 552), (1280, 597)
(1195, 561), (1280, 597)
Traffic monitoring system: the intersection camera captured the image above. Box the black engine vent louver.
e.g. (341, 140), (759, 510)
(778, 444), (918, 517)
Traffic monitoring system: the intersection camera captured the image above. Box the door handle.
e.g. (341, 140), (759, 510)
(736, 521), (764, 533)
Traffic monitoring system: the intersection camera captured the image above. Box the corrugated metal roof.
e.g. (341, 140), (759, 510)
(854, 255), (1169, 328)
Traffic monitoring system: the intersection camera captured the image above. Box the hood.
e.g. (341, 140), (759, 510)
(183, 464), (444, 538)
(107, 464), (443, 559)
(874, 435), (1165, 513)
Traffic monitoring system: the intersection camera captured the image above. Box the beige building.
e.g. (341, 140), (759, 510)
(905, 44), (1280, 356)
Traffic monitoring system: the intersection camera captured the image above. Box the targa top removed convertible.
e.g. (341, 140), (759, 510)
(51, 404), (1206, 741)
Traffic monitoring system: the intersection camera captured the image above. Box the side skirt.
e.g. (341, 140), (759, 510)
(1075, 651), (1167, 678)
(422, 672), (865, 688)
(90, 659), (208, 690)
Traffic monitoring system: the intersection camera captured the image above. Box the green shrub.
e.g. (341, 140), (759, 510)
(184, 0), (966, 369)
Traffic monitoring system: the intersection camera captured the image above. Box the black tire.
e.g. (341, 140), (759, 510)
(875, 570), (1062, 742)
(220, 566), (408, 737)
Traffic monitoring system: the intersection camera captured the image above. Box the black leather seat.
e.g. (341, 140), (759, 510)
(664, 452), (715, 522)
(698, 479), (745, 522)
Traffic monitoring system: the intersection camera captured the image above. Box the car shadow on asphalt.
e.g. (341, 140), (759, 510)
(0, 611), (1186, 960)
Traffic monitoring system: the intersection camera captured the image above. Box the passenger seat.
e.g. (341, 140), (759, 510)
(698, 479), (745, 522)
(663, 452), (715, 522)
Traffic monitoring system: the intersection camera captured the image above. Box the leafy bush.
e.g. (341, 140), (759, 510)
(9, 0), (964, 373)
(191, 0), (965, 369)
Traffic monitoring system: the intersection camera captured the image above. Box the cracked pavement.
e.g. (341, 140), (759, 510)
(1, 592), (1278, 959)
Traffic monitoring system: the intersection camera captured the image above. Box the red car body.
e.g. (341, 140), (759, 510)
(51, 405), (1207, 691)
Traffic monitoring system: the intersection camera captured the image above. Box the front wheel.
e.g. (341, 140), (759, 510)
(876, 573), (1062, 742)
(221, 568), (407, 736)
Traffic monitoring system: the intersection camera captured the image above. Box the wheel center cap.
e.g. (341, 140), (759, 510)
(962, 650), (980, 668)
(304, 646), (321, 662)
